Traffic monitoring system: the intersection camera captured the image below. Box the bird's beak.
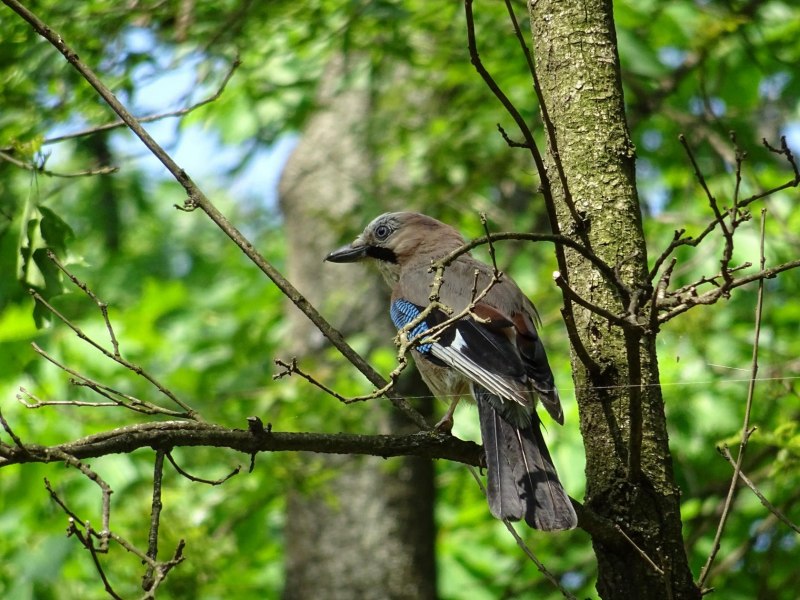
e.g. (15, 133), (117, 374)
(324, 238), (369, 263)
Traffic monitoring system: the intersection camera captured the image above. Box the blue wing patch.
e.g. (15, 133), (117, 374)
(390, 299), (433, 353)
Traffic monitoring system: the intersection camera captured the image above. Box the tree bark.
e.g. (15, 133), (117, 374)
(279, 56), (437, 600)
(527, 1), (701, 598)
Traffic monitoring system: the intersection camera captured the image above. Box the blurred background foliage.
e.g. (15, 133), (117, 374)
(0, 0), (798, 598)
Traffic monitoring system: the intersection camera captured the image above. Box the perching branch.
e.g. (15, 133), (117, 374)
(0, 420), (485, 470)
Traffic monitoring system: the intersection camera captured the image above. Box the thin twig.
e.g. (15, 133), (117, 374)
(275, 265), (502, 408)
(465, 464), (577, 599)
(614, 524), (665, 576)
(718, 446), (800, 534)
(68, 521), (124, 600)
(142, 450), (165, 592)
(679, 134), (736, 288)
(18, 386), (119, 409)
(166, 451), (241, 485)
(40, 55), (241, 146)
(47, 250), (121, 355)
(29, 290), (196, 417)
(29, 342), (188, 417)
(697, 209), (767, 588)
(649, 135), (799, 284)
(438, 231), (623, 300)
(0, 149), (119, 177)
(464, 0), (610, 370)
(501, 0), (585, 237)
(0, 407), (27, 451)
(658, 258), (800, 323)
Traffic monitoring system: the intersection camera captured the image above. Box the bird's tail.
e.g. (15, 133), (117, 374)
(476, 391), (577, 531)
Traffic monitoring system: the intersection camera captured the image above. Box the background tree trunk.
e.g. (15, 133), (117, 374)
(527, 1), (701, 598)
(278, 56), (437, 600)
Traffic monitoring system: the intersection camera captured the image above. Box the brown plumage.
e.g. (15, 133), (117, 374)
(326, 212), (577, 530)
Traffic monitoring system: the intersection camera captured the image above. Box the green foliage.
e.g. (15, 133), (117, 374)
(1, 0), (798, 598)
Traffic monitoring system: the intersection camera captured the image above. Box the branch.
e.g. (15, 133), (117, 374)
(142, 450), (165, 592)
(0, 420), (485, 469)
(1, 0), (427, 430)
(554, 272), (631, 330)
(697, 209), (767, 589)
(658, 257), (800, 323)
(718, 446), (800, 535)
(40, 55), (241, 146)
(0, 150), (119, 177)
(500, 0), (585, 236)
(166, 451), (241, 486)
(649, 134), (799, 285)
(438, 231), (623, 298)
(465, 0), (612, 374)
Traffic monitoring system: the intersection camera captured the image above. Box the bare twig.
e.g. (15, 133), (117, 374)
(67, 520), (124, 600)
(464, 0), (613, 373)
(29, 289), (197, 417)
(763, 135), (800, 182)
(649, 135), (799, 286)
(479, 213), (500, 276)
(0, 407), (27, 451)
(40, 55), (241, 146)
(501, 0), (585, 238)
(29, 343), (188, 417)
(45, 477), (185, 597)
(0, 150), (119, 177)
(166, 451), (241, 485)
(466, 465), (578, 599)
(18, 386), (119, 409)
(47, 250), (121, 354)
(142, 450), (165, 592)
(275, 261), (503, 409)
(274, 356), (408, 406)
(697, 209), (767, 588)
(719, 446), (800, 535)
(658, 258), (800, 323)
(614, 524), (665, 576)
(679, 134), (736, 288)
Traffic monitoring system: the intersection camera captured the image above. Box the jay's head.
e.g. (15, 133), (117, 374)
(325, 212), (465, 284)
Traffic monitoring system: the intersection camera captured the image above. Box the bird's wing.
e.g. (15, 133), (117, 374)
(390, 298), (532, 411)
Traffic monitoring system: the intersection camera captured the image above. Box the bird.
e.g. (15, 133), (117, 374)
(325, 212), (577, 531)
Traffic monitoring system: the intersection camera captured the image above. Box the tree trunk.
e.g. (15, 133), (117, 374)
(527, 1), (701, 598)
(278, 56), (437, 600)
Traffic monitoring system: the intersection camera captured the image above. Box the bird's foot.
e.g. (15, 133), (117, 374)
(433, 415), (454, 434)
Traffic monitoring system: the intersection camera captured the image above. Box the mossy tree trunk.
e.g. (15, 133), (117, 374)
(527, 1), (701, 598)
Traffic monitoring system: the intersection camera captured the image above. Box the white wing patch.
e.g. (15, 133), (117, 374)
(430, 335), (530, 408)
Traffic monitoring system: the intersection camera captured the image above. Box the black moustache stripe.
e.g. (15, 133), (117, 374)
(366, 246), (398, 264)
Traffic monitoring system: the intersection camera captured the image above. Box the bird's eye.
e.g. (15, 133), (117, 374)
(374, 224), (391, 240)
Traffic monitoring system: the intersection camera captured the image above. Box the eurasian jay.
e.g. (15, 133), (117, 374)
(325, 212), (577, 531)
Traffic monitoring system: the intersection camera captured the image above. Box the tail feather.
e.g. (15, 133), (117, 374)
(476, 390), (577, 531)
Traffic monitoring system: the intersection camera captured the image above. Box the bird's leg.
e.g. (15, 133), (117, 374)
(434, 398), (460, 433)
